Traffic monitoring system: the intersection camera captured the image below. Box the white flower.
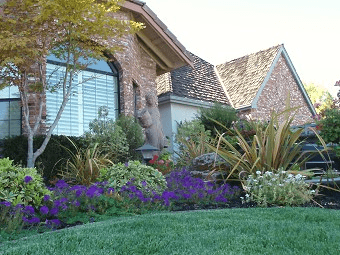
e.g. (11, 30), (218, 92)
(295, 174), (302, 179)
(245, 194), (250, 198)
(256, 171), (261, 175)
(287, 174), (293, 178)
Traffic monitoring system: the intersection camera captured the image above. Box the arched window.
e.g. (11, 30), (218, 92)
(46, 56), (119, 136)
(0, 86), (21, 139)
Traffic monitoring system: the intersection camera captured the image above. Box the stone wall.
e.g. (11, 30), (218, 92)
(250, 54), (314, 125)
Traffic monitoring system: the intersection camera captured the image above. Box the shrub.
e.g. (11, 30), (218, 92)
(97, 161), (167, 192)
(59, 138), (114, 186)
(196, 102), (238, 137)
(1, 135), (88, 182)
(165, 169), (241, 206)
(0, 158), (50, 206)
(208, 109), (309, 181)
(85, 107), (129, 163)
(242, 170), (315, 207)
(317, 108), (340, 157)
(115, 114), (145, 161)
(175, 119), (212, 166)
(148, 153), (175, 175)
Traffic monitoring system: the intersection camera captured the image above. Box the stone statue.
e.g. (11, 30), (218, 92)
(138, 92), (167, 151)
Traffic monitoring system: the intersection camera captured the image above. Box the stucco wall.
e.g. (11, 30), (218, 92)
(251, 54), (314, 125)
(159, 96), (213, 153)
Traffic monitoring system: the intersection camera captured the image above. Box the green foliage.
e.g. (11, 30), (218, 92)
(208, 109), (309, 181)
(242, 170), (315, 207)
(97, 161), (167, 192)
(115, 114), (145, 160)
(1, 135), (88, 182)
(59, 138), (113, 186)
(174, 119), (212, 166)
(85, 107), (129, 163)
(0, 203), (25, 234)
(0, 158), (50, 206)
(196, 102), (238, 137)
(317, 108), (340, 144)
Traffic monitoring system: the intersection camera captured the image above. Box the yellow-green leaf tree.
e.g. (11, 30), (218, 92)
(304, 82), (334, 114)
(0, 0), (144, 168)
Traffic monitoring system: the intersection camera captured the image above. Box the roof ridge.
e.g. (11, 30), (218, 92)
(217, 44), (283, 66)
(215, 44), (283, 109)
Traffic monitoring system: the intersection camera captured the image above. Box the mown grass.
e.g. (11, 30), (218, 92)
(1, 207), (340, 255)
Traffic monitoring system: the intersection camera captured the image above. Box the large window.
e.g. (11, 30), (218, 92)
(46, 58), (119, 136)
(0, 86), (21, 139)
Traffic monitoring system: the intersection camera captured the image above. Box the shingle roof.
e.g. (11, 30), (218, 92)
(215, 44), (282, 109)
(157, 53), (231, 105)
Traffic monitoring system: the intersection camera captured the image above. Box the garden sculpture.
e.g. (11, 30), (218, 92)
(138, 92), (167, 151)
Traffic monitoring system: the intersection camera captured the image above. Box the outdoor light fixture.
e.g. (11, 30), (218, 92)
(135, 143), (159, 162)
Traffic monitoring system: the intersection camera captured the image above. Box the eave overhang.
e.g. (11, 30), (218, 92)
(122, 1), (194, 75)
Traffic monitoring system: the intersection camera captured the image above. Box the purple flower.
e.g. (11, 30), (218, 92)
(0, 201), (11, 207)
(39, 205), (49, 215)
(29, 217), (40, 224)
(46, 219), (61, 227)
(55, 180), (69, 189)
(24, 175), (33, 183)
(125, 162), (129, 167)
(72, 200), (81, 207)
(23, 205), (35, 214)
(50, 207), (59, 216)
(43, 195), (51, 201)
(141, 181), (147, 187)
(22, 216), (40, 224)
(86, 186), (103, 198)
(54, 197), (68, 207)
(107, 187), (115, 194)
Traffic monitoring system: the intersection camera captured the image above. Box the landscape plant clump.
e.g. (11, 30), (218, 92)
(196, 102), (238, 137)
(85, 107), (130, 163)
(97, 161), (167, 193)
(0, 158), (51, 207)
(148, 153), (175, 175)
(242, 170), (315, 207)
(208, 108), (309, 181)
(60, 138), (114, 186)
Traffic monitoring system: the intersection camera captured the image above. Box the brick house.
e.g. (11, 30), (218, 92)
(0, 0), (193, 138)
(157, 44), (316, 152)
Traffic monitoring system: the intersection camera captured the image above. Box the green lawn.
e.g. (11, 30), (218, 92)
(1, 207), (340, 255)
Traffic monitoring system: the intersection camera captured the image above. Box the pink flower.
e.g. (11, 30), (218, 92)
(158, 160), (165, 165)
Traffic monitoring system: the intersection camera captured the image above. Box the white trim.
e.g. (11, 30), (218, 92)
(158, 94), (215, 108)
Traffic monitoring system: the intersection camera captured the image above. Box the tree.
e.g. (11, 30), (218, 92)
(0, 0), (144, 168)
(304, 82), (334, 114)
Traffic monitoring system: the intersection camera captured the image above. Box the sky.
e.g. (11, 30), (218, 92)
(143, 0), (340, 96)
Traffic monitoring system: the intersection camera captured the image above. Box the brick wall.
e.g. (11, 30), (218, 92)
(25, 10), (158, 135)
(107, 11), (158, 117)
(250, 54), (314, 125)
